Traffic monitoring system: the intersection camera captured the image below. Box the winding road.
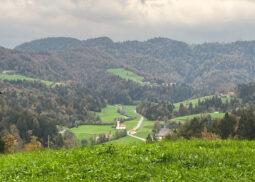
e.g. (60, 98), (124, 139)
(127, 110), (146, 142)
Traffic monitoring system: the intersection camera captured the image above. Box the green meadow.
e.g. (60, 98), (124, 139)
(174, 95), (214, 111)
(107, 68), (144, 84)
(174, 95), (236, 111)
(1, 140), (255, 181)
(70, 105), (141, 142)
(70, 125), (116, 141)
(97, 105), (126, 124)
(0, 73), (54, 86)
(171, 112), (225, 123)
(106, 135), (143, 145)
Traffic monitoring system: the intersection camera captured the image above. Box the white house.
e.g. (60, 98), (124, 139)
(116, 120), (126, 130)
(156, 128), (171, 140)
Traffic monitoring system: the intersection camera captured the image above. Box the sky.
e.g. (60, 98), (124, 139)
(1, 0), (255, 48)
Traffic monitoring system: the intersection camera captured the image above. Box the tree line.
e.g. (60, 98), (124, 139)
(137, 96), (241, 121)
(149, 106), (255, 141)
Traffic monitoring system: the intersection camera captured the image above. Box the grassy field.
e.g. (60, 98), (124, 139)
(69, 104), (226, 143)
(1, 140), (255, 181)
(70, 105), (140, 142)
(70, 125), (116, 141)
(174, 95), (214, 111)
(174, 95), (236, 111)
(107, 136), (143, 145)
(97, 105), (126, 124)
(0, 73), (54, 86)
(171, 112), (225, 123)
(134, 119), (154, 139)
(107, 68), (144, 84)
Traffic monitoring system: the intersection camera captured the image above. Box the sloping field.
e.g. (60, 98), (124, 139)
(174, 95), (214, 111)
(70, 125), (116, 141)
(97, 105), (125, 124)
(71, 105), (140, 142)
(107, 68), (144, 84)
(171, 112), (225, 123)
(106, 136), (143, 145)
(1, 140), (255, 181)
(0, 74), (54, 86)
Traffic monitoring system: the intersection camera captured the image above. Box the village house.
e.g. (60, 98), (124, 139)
(128, 129), (136, 134)
(116, 120), (126, 130)
(219, 91), (235, 98)
(156, 128), (171, 140)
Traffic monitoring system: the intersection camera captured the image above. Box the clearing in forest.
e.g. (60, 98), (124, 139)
(107, 68), (144, 84)
(0, 73), (54, 86)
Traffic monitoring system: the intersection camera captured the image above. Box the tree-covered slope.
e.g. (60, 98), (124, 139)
(13, 37), (255, 90)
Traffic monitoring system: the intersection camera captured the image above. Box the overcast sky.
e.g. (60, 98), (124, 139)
(1, 0), (255, 48)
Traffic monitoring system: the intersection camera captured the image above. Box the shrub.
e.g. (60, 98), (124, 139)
(2, 134), (17, 154)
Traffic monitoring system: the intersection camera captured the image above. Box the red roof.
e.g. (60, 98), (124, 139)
(120, 124), (126, 127)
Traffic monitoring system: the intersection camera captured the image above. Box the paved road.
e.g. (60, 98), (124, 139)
(127, 110), (146, 142)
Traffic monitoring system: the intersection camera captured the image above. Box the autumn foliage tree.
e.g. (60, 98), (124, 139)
(2, 134), (17, 154)
(24, 136), (43, 152)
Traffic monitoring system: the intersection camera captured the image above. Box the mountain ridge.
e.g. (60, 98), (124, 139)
(8, 37), (255, 90)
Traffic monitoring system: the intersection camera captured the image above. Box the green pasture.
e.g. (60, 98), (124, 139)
(107, 68), (144, 84)
(0, 73), (54, 86)
(70, 125), (116, 141)
(97, 105), (125, 124)
(174, 95), (238, 111)
(171, 112), (225, 123)
(107, 136), (143, 145)
(174, 95), (214, 111)
(70, 105), (140, 142)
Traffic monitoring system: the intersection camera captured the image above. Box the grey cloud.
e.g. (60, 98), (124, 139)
(1, 0), (255, 48)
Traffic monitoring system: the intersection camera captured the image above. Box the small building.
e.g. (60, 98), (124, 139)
(116, 120), (126, 130)
(156, 128), (171, 140)
(128, 129), (136, 134)
(228, 91), (235, 97)
(220, 93), (228, 98)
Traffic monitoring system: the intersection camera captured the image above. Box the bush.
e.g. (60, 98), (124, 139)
(2, 134), (17, 154)
(24, 136), (43, 152)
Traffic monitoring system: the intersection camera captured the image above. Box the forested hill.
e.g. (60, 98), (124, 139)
(14, 37), (255, 90)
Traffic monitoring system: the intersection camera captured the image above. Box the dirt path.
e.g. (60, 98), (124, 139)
(127, 110), (146, 142)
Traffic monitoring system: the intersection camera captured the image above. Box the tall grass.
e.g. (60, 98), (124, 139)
(0, 140), (254, 181)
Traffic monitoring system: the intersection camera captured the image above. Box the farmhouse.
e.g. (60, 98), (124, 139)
(156, 128), (171, 140)
(128, 129), (136, 134)
(219, 91), (235, 98)
(116, 120), (126, 130)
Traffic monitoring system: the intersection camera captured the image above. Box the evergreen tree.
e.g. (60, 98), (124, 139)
(0, 127), (4, 153)
(237, 110), (255, 140)
(219, 113), (237, 139)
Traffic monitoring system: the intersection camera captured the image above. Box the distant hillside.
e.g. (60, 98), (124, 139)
(15, 37), (82, 51)
(14, 37), (255, 90)
(1, 46), (194, 105)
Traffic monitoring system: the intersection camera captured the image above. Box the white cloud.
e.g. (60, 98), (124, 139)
(1, 0), (255, 47)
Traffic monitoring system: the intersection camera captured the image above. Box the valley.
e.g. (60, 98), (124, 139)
(2, 0), (255, 180)
(1, 36), (255, 181)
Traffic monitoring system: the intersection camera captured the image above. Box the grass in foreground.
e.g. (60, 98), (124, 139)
(107, 68), (144, 84)
(0, 74), (54, 86)
(0, 140), (255, 181)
